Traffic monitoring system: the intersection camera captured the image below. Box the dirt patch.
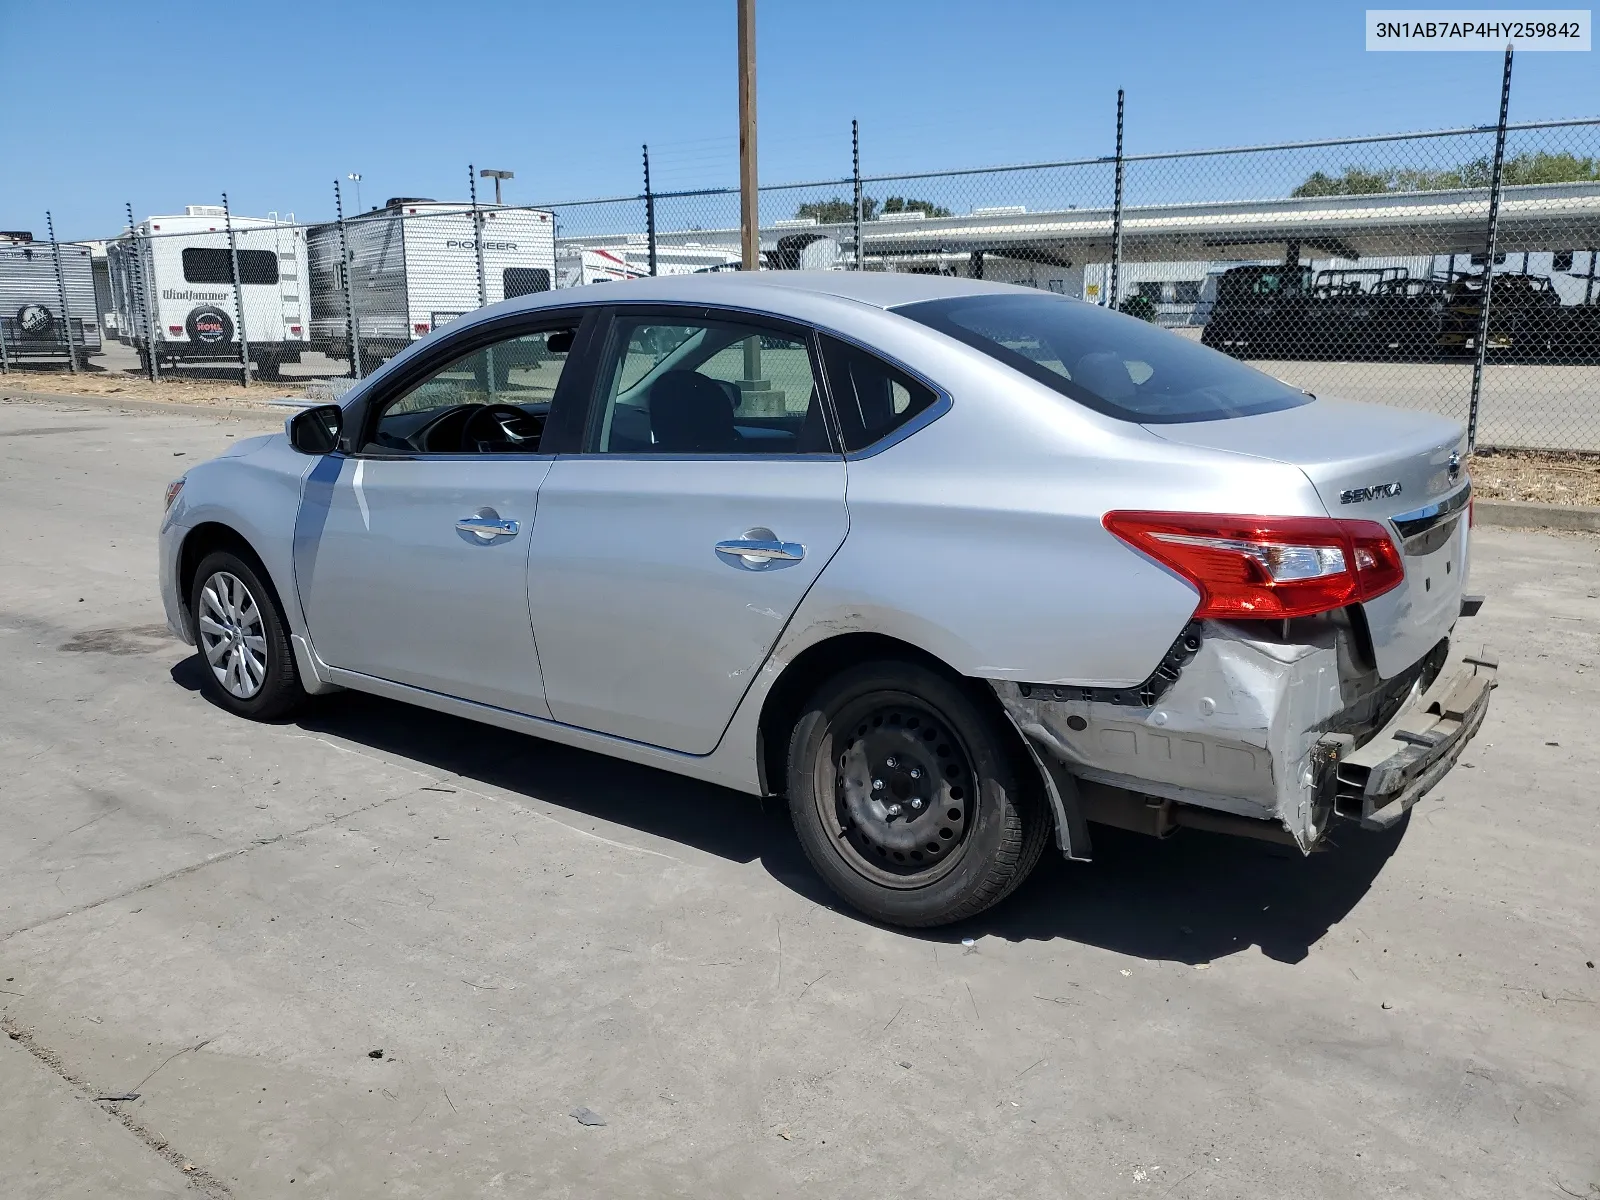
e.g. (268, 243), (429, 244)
(0, 425), (106, 438)
(1472, 449), (1600, 507)
(1, 371), (291, 409)
(59, 625), (178, 656)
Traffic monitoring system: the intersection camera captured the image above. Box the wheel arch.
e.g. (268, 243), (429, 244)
(755, 632), (1041, 808)
(177, 522), (284, 632)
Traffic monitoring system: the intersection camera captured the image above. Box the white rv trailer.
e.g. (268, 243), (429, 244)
(0, 235), (102, 364)
(106, 206), (310, 378)
(307, 199), (556, 366)
(554, 241), (742, 287)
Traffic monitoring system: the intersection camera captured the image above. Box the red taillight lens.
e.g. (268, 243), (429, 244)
(168, 325), (183, 335)
(1103, 511), (1404, 619)
(414, 323), (430, 334)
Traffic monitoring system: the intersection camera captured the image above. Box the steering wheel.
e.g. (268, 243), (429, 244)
(459, 404), (536, 452)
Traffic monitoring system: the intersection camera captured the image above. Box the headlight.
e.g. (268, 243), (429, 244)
(164, 478), (185, 512)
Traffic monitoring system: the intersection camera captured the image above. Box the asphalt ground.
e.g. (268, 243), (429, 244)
(0, 395), (1596, 1199)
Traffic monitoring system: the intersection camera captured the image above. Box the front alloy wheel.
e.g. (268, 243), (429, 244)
(197, 570), (268, 699)
(187, 549), (306, 720)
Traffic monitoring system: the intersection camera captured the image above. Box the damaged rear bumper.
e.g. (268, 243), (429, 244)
(1337, 650), (1497, 829)
(992, 619), (1496, 854)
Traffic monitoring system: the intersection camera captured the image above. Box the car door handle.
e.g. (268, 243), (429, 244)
(715, 537), (804, 563)
(456, 515), (519, 540)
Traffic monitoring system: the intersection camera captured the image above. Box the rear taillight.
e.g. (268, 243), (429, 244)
(414, 322), (430, 334)
(164, 478), (185, 511)
(168, 325), (183, 335)
(1103, 511), (1404, 619)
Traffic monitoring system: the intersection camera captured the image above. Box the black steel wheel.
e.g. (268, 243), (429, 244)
(786, 660), (1049, 928)
(827, 695), (976, 887)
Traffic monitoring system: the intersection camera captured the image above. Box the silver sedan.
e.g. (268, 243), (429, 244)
(159, 272), (1493, 927)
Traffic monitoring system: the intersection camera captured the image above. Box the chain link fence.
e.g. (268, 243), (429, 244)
(5, 117), (1598, 451)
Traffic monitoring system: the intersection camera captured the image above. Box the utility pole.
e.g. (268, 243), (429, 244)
(480, 168), (514, 206)
(737, 0), (759, 272)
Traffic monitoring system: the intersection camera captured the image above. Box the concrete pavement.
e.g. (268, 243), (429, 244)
(1, 395), (1596, 1198)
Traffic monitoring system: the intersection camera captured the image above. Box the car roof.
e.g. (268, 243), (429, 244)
(701, 270), (1026, 308)
(514, 270), (1034, 316)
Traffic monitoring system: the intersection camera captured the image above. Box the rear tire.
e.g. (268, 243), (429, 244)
(188, 550), (306, 721)
(786, 660), (1049, 928)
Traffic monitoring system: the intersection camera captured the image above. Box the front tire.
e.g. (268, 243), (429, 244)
(786, 661), (1049, 928)
(189, 550), (306, 720)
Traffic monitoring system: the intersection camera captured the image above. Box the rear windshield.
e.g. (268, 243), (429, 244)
(899, 292), (1313, 424)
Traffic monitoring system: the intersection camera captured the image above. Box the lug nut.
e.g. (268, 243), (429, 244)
(909, 767), (922, 780)
(885, 803), (903, 816)
(910, 798), (923, 810)
(872, 778), (884, 791)
(886, 757), (899, 769)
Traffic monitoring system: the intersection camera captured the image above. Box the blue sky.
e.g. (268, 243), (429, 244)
(2, 0), (1596, 239)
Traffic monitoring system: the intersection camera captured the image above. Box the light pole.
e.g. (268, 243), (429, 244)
(346, 173), (363, 212)
(479, 168), (514, 206)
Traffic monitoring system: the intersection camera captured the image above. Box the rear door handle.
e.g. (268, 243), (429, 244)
(456, 515), (519, 540)
(715, 535), (804, 565)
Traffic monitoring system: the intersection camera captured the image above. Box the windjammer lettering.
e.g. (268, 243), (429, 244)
(162, 289), (232, 302)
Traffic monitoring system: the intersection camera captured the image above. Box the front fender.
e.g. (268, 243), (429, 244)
(164, 436), (319, 644)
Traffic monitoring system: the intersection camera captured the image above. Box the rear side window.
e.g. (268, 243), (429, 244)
(182, 247), (278, 286)
(819, 335), (939, 452)
(900, 292), (1312, 424)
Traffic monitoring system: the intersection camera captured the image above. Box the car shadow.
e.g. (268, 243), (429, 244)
(960, 818), (1408, 965)
(172, 656), (1406, 965)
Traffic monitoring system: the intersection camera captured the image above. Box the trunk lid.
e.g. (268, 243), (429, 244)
(1144, 396), (1470, 679)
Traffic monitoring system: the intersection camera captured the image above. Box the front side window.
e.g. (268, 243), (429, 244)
(588, 314), (830, 455)
(365, 325), (575, 454)
(182, 247), (278, 285)
(899, 292), (1313, 424)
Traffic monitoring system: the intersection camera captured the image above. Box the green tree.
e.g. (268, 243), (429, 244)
(1502, 150), (1600, 185)
(1291, 167), (1394, 197)
(795, 196), (880, 222)
(1292, 152), (1598, 198)
(882, 195), (954, 218)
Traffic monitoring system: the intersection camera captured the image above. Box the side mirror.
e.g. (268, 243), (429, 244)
(286, 404), (343, 455)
